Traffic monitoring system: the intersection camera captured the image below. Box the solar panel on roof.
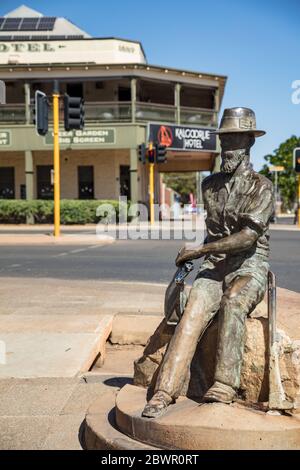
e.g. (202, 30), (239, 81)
(12, 35), (31, 40)
(0, 35), (14, 40)
(38, 17), (56, 31)
(32, 35), (49, 40)
(2, 18), (22, 30)
(0, 16), (56, 32)
(0, 33), (85, 41)
(20, 17), (39, 31)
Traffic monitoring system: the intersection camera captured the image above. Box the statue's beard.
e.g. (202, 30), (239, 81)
(221, 149), (247, 174)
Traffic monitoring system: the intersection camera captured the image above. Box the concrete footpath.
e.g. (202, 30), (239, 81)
(0, 220), (298, 242)
(0, 275), (299, 449)
(0, 277), (164, 449)
(0, 232), (115, 245)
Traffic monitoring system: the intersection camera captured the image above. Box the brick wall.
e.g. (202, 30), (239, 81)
(34, 149), (130, 199)
(0, 149), (130, 199)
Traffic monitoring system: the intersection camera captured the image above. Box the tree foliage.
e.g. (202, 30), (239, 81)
(259, 135), (300, 211)
(162, 172), (196, 203)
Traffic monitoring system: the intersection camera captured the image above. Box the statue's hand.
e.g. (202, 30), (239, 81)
(175, 246), (196, 267)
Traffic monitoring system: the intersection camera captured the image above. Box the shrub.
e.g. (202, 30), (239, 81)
(0, 199), (131, 224)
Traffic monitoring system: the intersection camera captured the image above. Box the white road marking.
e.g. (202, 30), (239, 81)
(69, 248), (88, 254)
(53, 244), (106, 258)
(54, 252), (69, 257)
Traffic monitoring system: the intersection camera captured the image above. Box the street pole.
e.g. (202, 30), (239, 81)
(53, 81), (60, 237)
(196, 171), (203, 206)
(298, 175), (300, 228)
(274, 170), (278, 224)
(149, 162), (154, 225)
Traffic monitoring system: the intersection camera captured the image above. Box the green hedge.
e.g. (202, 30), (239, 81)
(0, 199), (130, 224)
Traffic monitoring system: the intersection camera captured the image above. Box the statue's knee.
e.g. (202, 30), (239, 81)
(224, 275), (252, 301)
(220, 292), (243, 314)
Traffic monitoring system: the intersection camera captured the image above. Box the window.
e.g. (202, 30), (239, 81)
(0, 167), (15, 199)
(20, 184), (26, 200)
(119, 165), (131, 199)
(180, 86), (214, 109)
(78, 166), (94, 199)
(37, 165), (53, 199)
(118, 86), (131, 101)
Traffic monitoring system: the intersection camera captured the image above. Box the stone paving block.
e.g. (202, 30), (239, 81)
(0, 416), (56, 450)
(41, 414), (85, 450)
(94, 345), (144, 376)
(0, 314), (111, 333)
(110, 314), (162, 345)
(0, 330), (110, 378)
(0, 381), (76, 416)
(60, 382), (107, 415)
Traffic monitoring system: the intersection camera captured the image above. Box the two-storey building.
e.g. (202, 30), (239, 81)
(0, 5), (227, 205)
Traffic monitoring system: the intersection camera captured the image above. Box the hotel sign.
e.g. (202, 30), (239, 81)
(0, 131), (10, 146)
(148, 123), (216, 152)
(45, 128), (116, 146)
(0, 43), (55, 53)
(0, 39), (145, 66)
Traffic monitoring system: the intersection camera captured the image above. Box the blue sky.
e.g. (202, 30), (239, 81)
(1, 0), (299, 169)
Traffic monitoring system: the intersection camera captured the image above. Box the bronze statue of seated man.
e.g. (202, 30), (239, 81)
(142, 107), (274, 418)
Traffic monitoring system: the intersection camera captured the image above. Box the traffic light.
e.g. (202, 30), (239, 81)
(138, 143), (146, 164)
(34, 90), (49, 136)
(155, 143), (167, 164)
(293, 148), (300, 173)
(64, 94), (85, 131)
(148, 142), (155, 163)
(138, 142), (167, 164)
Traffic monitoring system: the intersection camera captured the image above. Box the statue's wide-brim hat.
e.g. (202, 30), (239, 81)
(212, 107), (266, 137)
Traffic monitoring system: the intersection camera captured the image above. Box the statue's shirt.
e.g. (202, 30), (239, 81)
(202, 169), (274, 263)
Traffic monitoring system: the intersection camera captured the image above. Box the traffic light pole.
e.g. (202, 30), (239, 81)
(53, 82), (61, 237)
(139, 141), (166, 225)
(149, 162), (155, 225)
(298, 175), (300, 228)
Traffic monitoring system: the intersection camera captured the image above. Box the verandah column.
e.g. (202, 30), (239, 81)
(175, 83), (181, 124)
(24, 82), (34, 223)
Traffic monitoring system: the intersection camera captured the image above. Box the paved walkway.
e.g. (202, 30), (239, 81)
(0, 232), (115, 245)
(0, 277), (165, 449)
(0, 277), (164, 382)
(0, 376), (105, 449)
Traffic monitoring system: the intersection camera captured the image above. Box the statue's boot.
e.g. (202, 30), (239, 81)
(142, 390), (173, 418)
(202, 381), (236, 404)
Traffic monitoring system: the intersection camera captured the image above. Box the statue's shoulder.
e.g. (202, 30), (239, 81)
(202, 172), (223, 191)
(250, 171), (273, 191)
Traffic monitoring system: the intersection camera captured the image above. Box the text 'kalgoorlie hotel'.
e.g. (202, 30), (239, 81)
(0, 4), (226, 204)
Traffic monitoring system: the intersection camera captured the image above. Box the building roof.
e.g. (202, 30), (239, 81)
(0, 4), (90, 39)
(0, 5), (227, 103)
(4, 5), (43, 18)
